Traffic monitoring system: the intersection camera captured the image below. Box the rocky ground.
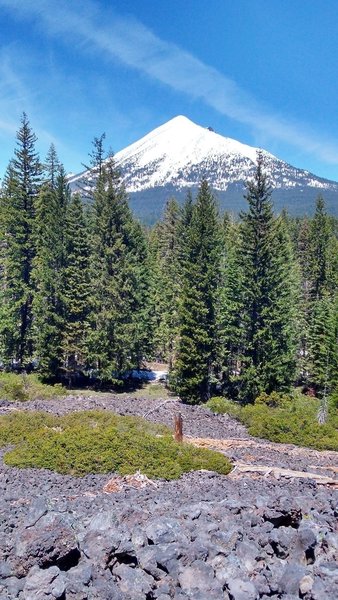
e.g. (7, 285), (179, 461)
(0, 393), (337, 600)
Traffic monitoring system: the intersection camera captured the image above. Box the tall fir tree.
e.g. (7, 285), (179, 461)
(88, 162), (150, 381)
(239, 152), (298, 402)
(309, 196), (332, 299)
(217, 218), (245, 397)
(44, 143), (61, 189)
(295, 217), (313, 383)
(174, 180), (221, 403)
(0, 113), (42, 365)
(62, 192), (91, 375)
(81, 133), (108, 204)
(31, 160), (69, 378)
(307, 197), (338, 397)
(150, 198), (180, 367)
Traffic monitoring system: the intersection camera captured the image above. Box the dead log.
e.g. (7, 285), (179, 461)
(142, 397), (179, 419)
(229, 462), (338, 487)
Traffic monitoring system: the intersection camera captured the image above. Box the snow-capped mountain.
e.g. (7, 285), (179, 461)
(69, 115), (338, 222)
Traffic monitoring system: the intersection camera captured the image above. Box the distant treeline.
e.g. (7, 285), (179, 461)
(0, 114), (337, 404)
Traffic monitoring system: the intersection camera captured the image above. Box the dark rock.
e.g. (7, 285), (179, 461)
(263, 501), (302, 529)
(114, 563), (154, 597)
(209, 529), (239, 555)
(81, 530), (117, 564)
(23, 498), (48, 528)
(138, 542), (182, 580)
(65, 560), (92, 593)
(227, 578), (257, 600)
(236, 540), (259, 572)
(278, 562), (306, 595)
(146, 518), (187, 545)
(178, 560), (223, 596)
(269, 526), (297, 558)
(0, 560), (11, 578)
(3, 576), (24, 598)
(23, 565), (66, 599)
(296, 527), (317, 564)
(13, 516), (80, 577)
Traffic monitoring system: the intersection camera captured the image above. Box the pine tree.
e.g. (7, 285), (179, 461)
(31, 164), (69, 378)
(309, 294), (337, 395)
(174, 180), (221, 403)
(62, 193), (91, 375)
(239, 152), (298, 402)
(177, 191), (194, 267)
(310, 196), (332, 299)
(0, 114), (42, 365)
(307, 197), (338, 396)
(88, 163), (150, 381)
(44, 143), (61, 189)
(81, 133), (108, 203)
(150, 198), (180, 367)
(217, 218), (245, 397)
(295, 217), (313, 383)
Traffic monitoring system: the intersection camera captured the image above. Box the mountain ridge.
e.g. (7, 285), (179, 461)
(69, 115), (338, 222)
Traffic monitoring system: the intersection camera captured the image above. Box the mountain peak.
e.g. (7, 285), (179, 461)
(115, 114), (263, 190)
(69, 115), (338, 221)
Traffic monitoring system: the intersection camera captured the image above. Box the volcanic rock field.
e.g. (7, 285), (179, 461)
(0, 394), (337, 600)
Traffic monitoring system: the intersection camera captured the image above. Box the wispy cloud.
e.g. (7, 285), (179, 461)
(1, 0), (338, 165)
(0, 46), (66, 163)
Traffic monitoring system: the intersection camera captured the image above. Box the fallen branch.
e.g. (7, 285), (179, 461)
(103, 470), (158, 493)
(186, 436), (338, 459)
(142, 397), (179, 419)
(186, 436), (337, 487)
(309, 464), (338, 474)
(229, 462), (338, 487)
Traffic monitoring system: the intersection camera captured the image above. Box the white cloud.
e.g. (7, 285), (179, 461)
(0, 47), (65, 160)
(1, 0), (338, 165)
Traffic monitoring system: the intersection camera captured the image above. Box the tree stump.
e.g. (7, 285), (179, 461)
(174, 413), (183, 442)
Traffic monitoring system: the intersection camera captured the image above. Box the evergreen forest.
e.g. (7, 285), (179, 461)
(0, 114), (337, 412)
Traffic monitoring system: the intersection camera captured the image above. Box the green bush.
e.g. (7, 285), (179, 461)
(206, 396), (241, 418)
(205, 393), (338, 451)
(254, 391), (292, 409)
(0, 373), (66, 402)
(0, 410), (232, 479)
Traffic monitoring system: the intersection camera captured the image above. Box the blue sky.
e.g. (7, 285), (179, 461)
(1, 0), (338, 180)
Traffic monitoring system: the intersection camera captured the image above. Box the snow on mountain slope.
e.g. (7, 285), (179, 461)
(115, 115), (260, 191)
(68, 115), (338, 219)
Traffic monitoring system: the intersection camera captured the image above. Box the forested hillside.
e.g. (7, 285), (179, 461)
(0, 115), (337, 408)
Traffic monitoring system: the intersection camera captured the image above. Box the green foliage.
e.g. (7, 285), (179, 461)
(88, 164), (150, 380)
(206, 396), (241, 418)
(0, 373), (65, 402)
(62, 192), (91, 372)
(174, 181), (221, 404)
(206, 392), (338, 451)
(32, 164), (69, 378)
(238, 153), (299, 402)
(149, 198), (181, 367)
(0, 114), (42, 365)
(308, 294), (337, 394)
(216, 219), (245, 397)
(254, 391), (292, 409)
(0, 410), (232, 479)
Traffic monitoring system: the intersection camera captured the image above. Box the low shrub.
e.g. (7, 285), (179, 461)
(206, 396), (241, 418)
(0, 373), (66, 402)
(254, 391), (292, 409)
(0, 410), (232, 479)
(205, 393), (338, 451)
